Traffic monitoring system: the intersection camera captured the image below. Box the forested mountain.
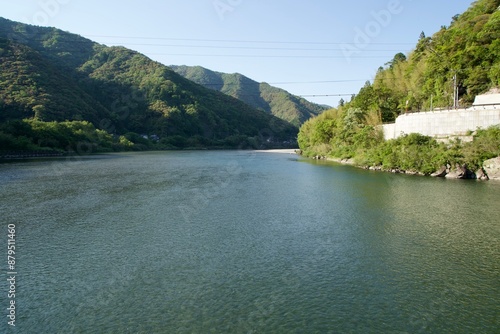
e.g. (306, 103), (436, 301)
(0, 17), (297, 152)
(350, 0), (500, 123)
(297, 0), (500, 174)
(170, 65), (327, 127)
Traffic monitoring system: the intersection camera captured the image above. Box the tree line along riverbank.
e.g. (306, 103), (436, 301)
(298, 0), (500, 181)
(297, 106), (500, 181)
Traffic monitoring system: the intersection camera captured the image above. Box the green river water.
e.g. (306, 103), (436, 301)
(0, 150), (498, 333)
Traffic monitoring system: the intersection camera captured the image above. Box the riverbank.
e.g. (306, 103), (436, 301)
(0, 148), (300, 162)
(254, 149), (299, 154)
(306, 153), (500, 181)
(299, 121), (500, 181)
(0, 150), (64, 160)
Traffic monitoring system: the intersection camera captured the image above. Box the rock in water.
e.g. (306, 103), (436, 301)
(445, 169), (462, 179)
(445, 164), (474, 179)
(483, 157), (500, 180)
(475, 168), (489, 181)
(431, 166), (447, 177)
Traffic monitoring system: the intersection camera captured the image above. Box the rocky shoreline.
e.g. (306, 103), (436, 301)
(429, 163), (490, 180)
(303, 152), (500, 181)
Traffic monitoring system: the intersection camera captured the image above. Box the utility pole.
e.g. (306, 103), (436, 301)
(429, 47), (460, 109)
(453, 73), (459, 109)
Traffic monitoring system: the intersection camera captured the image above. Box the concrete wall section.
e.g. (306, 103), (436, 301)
(382, 123), (396, 140)
(382, 108), (500, 140)
(473, 93), (500, 106)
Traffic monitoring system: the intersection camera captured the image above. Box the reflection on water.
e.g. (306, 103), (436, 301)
(0, 151), (498, 333)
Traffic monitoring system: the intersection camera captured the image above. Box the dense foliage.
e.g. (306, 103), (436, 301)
(0, 18), (298, 153)
(350, 0), (500, 122)
(365, 127), (500, 174)
(298, 0), (500, 174)
(299, 106), (500, 173)
(1, 118), (285, 154)
(170, 65), (327, 127)
(0, 119), (116, 152)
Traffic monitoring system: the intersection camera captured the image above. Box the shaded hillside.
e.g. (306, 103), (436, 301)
(170, 65), (327, 127)
(0, 38), (108, 124)
(0, 18), (297, 151)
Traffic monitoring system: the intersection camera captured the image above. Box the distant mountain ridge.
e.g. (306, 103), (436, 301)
(170, 65), (328, 127)
(0, 17), (297, 151)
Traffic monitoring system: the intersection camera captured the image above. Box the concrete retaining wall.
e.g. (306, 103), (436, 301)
(382, 107), (500, 140)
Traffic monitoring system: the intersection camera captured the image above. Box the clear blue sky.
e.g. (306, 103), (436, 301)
(1, 0), (473, 107)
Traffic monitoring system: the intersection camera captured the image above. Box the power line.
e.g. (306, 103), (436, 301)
(0, 37), (401, 56)
(147, 53), (392, 59)
(98, 42), (406, 52)
(85, 34), (416, 46)
(299, 94), (354, 97)
(201, 80), (365, 86)
(270, 80), (364, 84)
(1, 39), (406, 60)
(1, 30), (409, 59)
(0, 31), (413, 52)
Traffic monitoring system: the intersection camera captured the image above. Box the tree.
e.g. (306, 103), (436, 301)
(385, 52), (407, 69)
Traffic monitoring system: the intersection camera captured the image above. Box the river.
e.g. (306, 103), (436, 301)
(0, 150), (498, 333)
